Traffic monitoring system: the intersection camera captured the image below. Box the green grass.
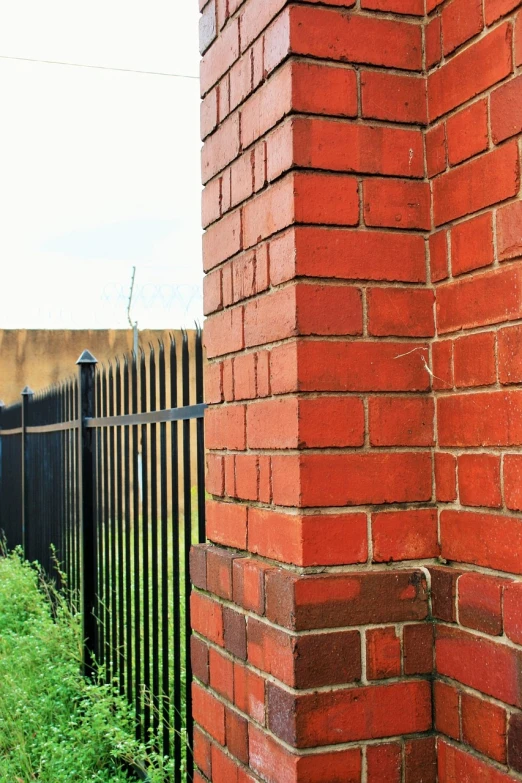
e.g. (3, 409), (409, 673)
(0, 551), (174, 783)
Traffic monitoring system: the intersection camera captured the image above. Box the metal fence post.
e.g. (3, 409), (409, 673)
(21, 387), (33, 557)
(77, 350), (98, 677)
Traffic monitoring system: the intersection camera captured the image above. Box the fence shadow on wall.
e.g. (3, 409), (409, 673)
(0, 330), (206, 782)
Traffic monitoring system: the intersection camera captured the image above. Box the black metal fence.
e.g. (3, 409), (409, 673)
(0, 331), (206, 781)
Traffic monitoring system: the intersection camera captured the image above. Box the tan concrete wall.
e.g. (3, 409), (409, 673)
(0, 329), (198, 404)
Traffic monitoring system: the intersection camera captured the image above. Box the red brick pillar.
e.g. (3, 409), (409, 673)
(194, 1), (436, 781)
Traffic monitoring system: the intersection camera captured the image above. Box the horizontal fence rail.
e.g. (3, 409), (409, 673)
(0, 330), (206, 782)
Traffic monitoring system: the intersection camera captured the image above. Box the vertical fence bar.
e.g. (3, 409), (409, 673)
(21, 386), (33, 557)
(149, 345), (160, 740)
(132, 352), (142, 740)
(158, 341), (170, 759)
(181, 330), (194, 780)
(140, 349), (151, 739)
(0, 401), (4, 545)
(123, 356), (133, 706)
(170, 336), (182, 783)
(195, 327), (206, 545)
(77, 350), (98, 677)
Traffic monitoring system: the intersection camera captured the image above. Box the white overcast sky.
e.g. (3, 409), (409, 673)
(0, 1), (202, 329)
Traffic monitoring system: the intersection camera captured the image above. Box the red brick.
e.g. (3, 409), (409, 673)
(202, 177), (222, 230)
(491, 74), (522, 144)
(211, 744), (239, 783)
(292, 60), (358, 118)
(289, 5), (423, 72)
(206, 499), (248, 550)
(429, 228), (448, 282)
(438, 740), (513, 783)
(496, 199), (522, 262)
(270, 227), (426, 285)
(233, 353), (256, 400)
(453, 331), (496, 388)
(364, 178), (430, 231)
(298, 396), (365, 448)
(291, 116), (424, 179)
(446, 99), (488, 167)
(508, 713), (522, 774)
(367, 743), (402, 783)
(267, 680), (432, 747)
(255, 350), (270, 397)
(361, 71), (427, 124)
(203, 209), (242, 271)
(271, 451), (432, 507)
(204, 307), (244, 360)
(485, 0), (522, 24)
(265, 568), (428, 631)
(191, 592), (224, 647)
(436, 266), (522, 334)
(248, 507), (368, 567)
(462, 692), (507, 762)
(249, 726), (362, 783)
(193, 682), (226, 745)
(295, 171), (361, 229)
(435, 452), (457, 501)
(457, 453), (501, 508)
(433, 141), (519, 226)
(517, 10), (522, 65)
(362, 0), (423, 11)
(434, 680), (460, 740)
(426, 123), (446, 178)
(233, 663), (265, 725)
(503, 453), (522, 511)
(432, 339), (453, 391)
(207, 453), (224, 498)
(200, 17), (240, 94)
(201, 114), (241, 184)
(201, 88), (219, 140)
(428, 23), (512, 121)
(194, 727), (212, 779)
(288, 226), (427, 284)
(367, 288), (434, 337)
(403, 623), (434, 674)
(441, 509), (522, 575)
(429, 565), (461, 622)
(239, 0), (287, 52)
(426, 16), (442, 68)
(229, 55), (251, 112)
(438, 390), (522, 447)
(504, 581), (522, 644)
(366, 627), (401, 680)
(203, 267), (223, 315)
(225, 708), (249, 765)
(205, 361), (223, 404)
(368, 396), (434, 447)
(296, 340), (431, 392)
(192, 636), (210, 685)
(234, 453), (258, 501)
(206, 404), (246, 449)
(372, 508), (439, 562)
(209, 647), (234, 702)
(224, 455), (235, 497)
(405, 736), (437, 783)
(207, 546), (239, 600)
(191, 546), (209, 592)
(442, 0), (483, 57)
(458, 572), (504, 634)
(295, 284), (363, 337)
(437, 625), (522, 706)
(233, 557), (269, 615)
(451, 212), (494, 276)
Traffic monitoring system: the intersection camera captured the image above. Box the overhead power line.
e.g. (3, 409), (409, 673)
(0, 54), (199, 79)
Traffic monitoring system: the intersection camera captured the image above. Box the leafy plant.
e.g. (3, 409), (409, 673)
(0, 551), (173, 783)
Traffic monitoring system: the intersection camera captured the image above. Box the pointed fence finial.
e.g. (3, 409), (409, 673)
(21, 386), (34, 397)
(76, 350), (98, 365)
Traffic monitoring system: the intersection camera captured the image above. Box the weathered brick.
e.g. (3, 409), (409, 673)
(367, 288), (435, 337)
(451, 211), (494, 276)
(496, 199), (522, 262)
(267, 680), (432, 747)
(453, 331), (496, 388)
(442, 0), (483, 57)
(462, 691), (507, 763)
(458, 572), (504, 635)
(434, 680), (460, 740)
(366, 627), (401, 680)
(265, 569), (428, 631)
(361, 71), (427, 124)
